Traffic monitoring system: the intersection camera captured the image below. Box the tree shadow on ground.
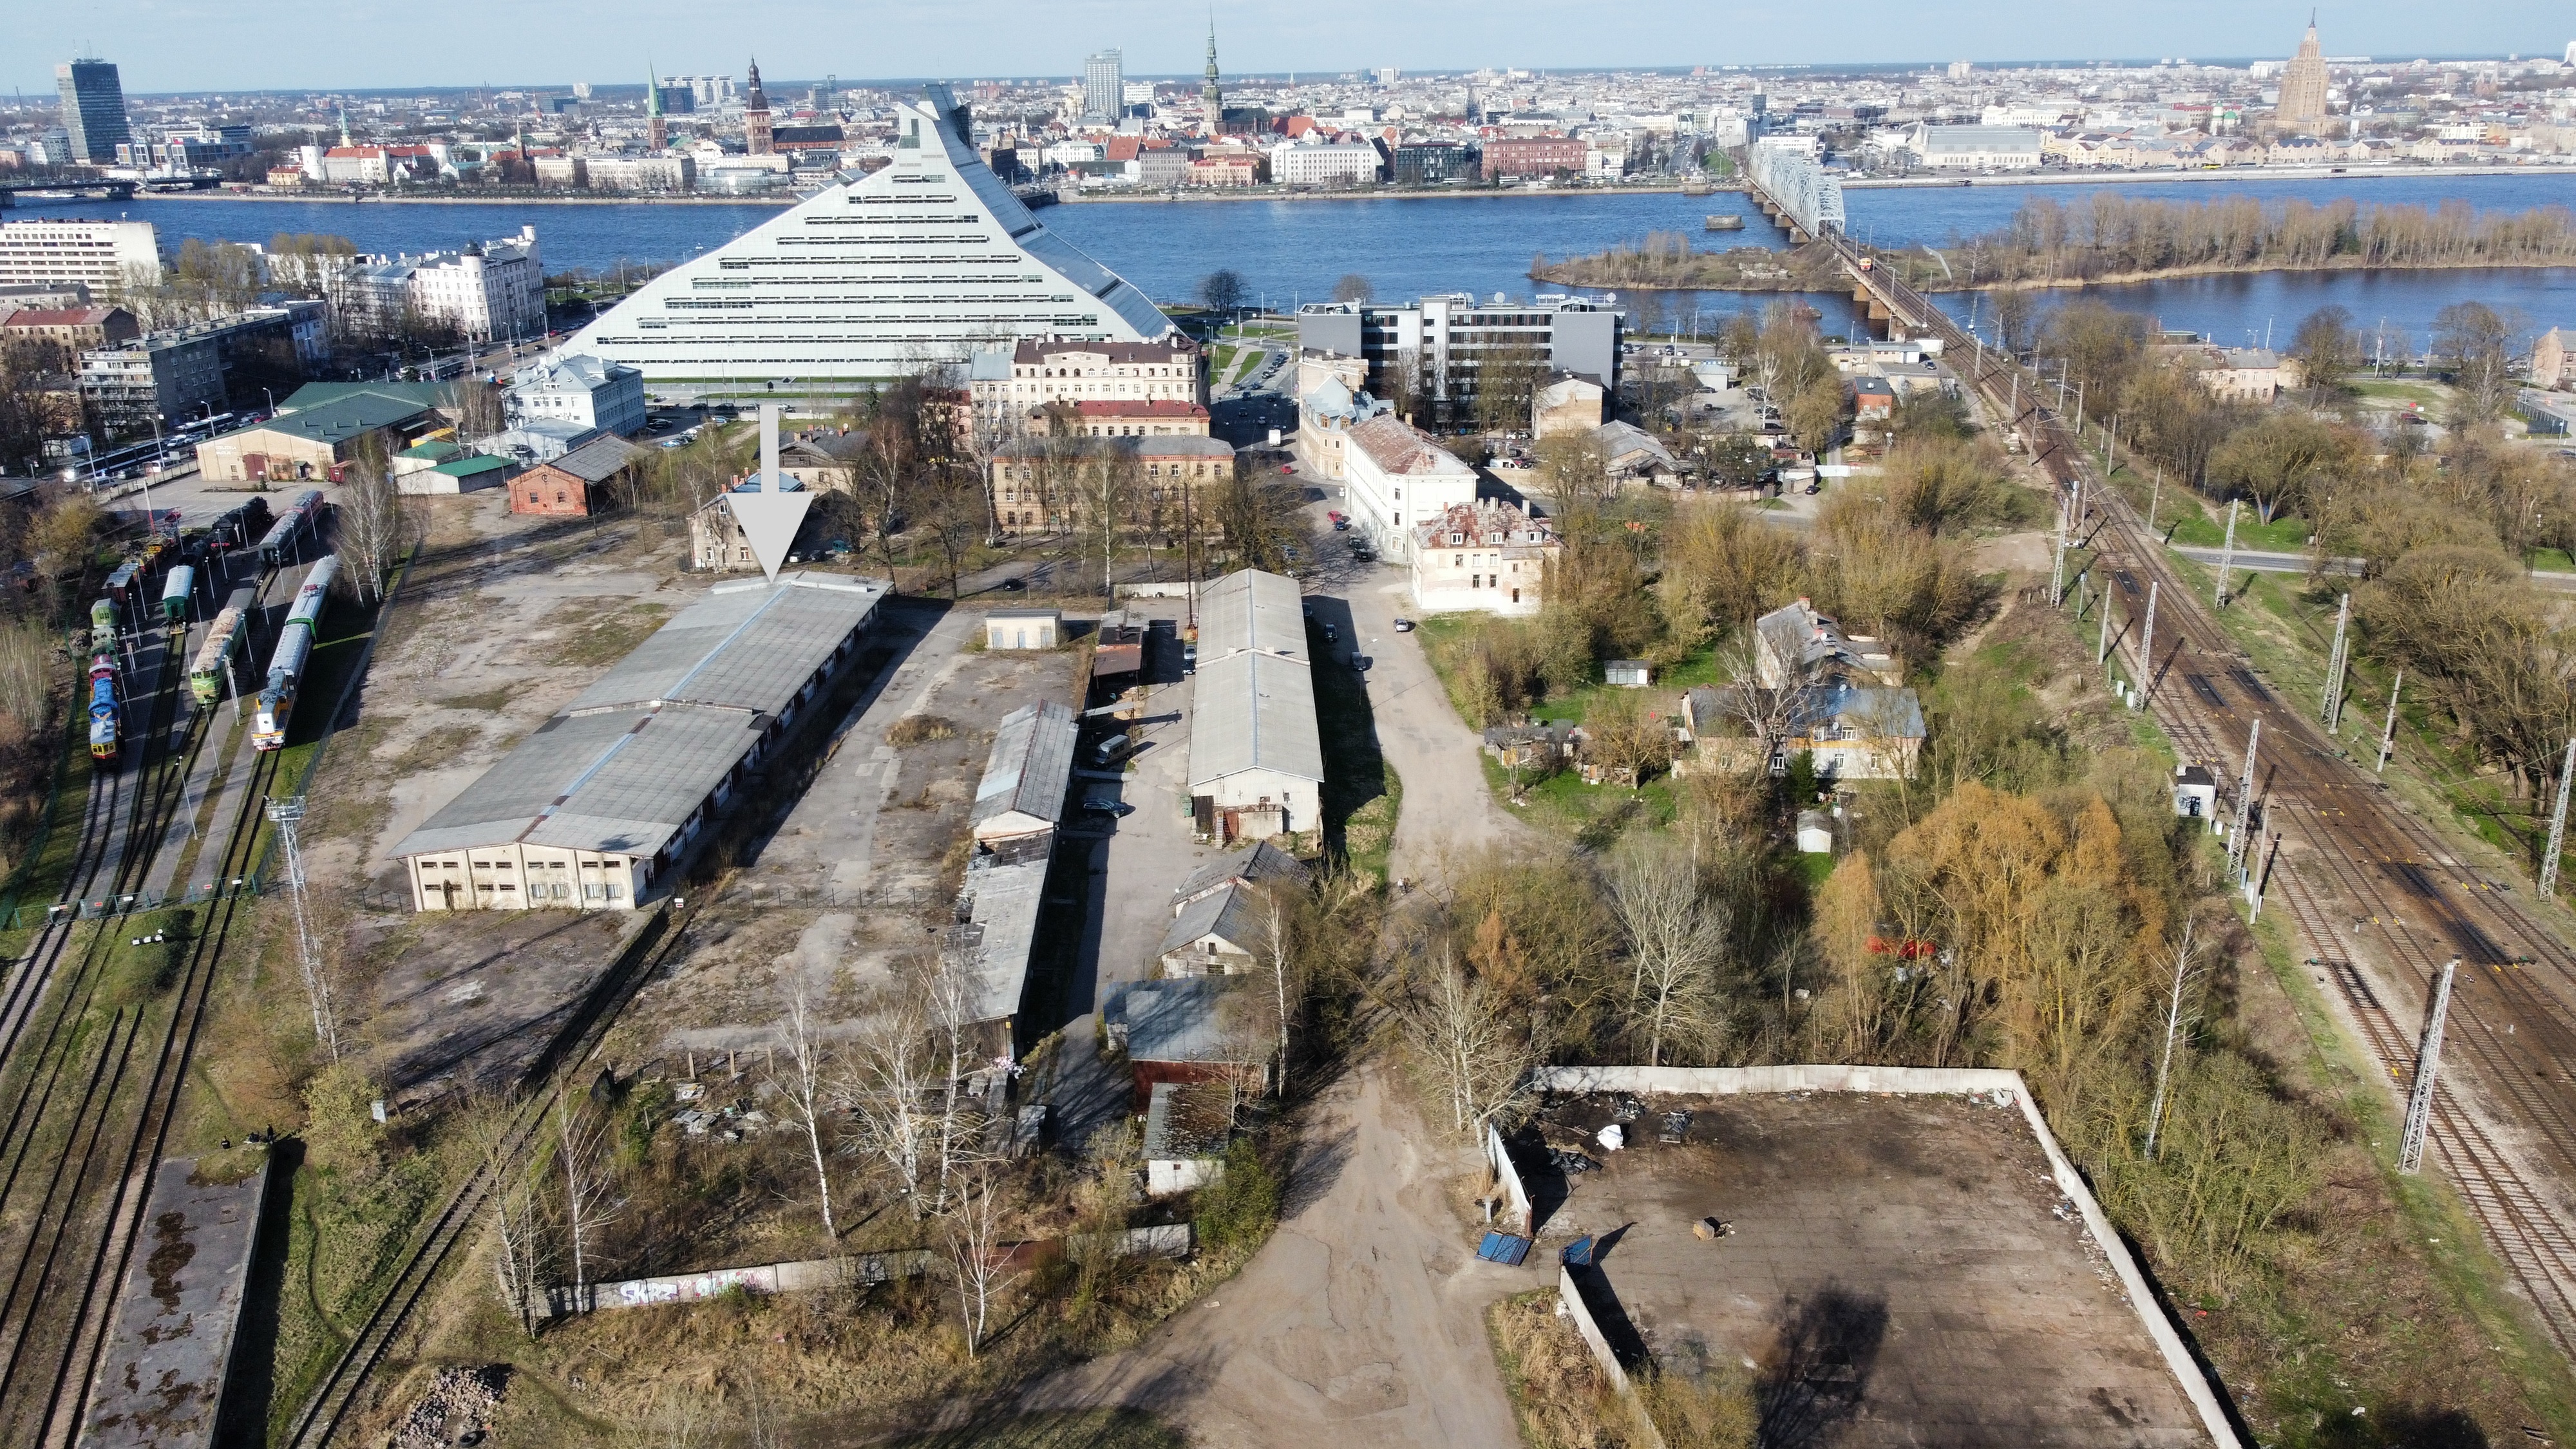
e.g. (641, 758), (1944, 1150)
(1755, 1281), (1889, 1449)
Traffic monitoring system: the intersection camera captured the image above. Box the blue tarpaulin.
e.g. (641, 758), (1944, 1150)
(1562, 1235), (1596, 1267)
(1477, 1231), (1532, 1266)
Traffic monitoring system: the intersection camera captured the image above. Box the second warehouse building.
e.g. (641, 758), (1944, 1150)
(1188, 569), (1323, 842)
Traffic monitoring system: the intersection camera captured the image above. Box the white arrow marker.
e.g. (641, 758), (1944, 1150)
(730, 400), (811, 585)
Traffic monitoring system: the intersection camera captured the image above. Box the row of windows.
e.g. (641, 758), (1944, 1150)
(668, 294), (1077, 309)
(855, 192), (956, 202)
(804, 214), (984, 226)
(603, 337), (1112, 356)
(780, 235), (994, 247)
(718, 254), (1030, 269)
(639, 314), (1099, 331)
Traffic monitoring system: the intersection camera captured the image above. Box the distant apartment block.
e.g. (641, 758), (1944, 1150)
(1296, 293), (1623, 426)
(79, 303), (327, 437)
(0, 218), (161, 290)
(1274, 140), (1381, 187)
(967, 336), (1203, 441)
(1393, 140), (1475, 185)
(350, 226), (544, 342)
(1481, 135), (1586, 180)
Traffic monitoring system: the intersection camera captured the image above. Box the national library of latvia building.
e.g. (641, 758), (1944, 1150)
(562, 84), (1174, 393)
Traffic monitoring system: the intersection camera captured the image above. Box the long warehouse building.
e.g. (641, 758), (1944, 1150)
(556, 82), (1172, 390)
(1188, 569), (1323, 840)
(391, 573), (884, 911)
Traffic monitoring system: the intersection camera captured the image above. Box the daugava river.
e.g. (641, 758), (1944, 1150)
(35, 168), (2576, 345)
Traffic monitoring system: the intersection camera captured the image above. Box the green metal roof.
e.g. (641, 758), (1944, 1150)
(274, 380), (447, 413)
(400, 439), (465, 461)
(432, 454), (512, 477)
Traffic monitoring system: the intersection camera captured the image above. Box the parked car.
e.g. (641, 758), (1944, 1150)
(1081, 799), (1135, 818)
(1332, 519), (1350, 531)
(1321, 623), (1338, 643)
(1352, 655), (1373, 672)
(1091, 735), (1132, 766)
(1392, 618), (1415, 632)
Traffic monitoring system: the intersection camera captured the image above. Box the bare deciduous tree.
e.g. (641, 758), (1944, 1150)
(1396, 948), (1537, 1135)
(773, 972), (839, 1240)
(940, 1163), (1012, 1359)
(1609, 840), (1728, 1065)
(923, 938), (995, 1213)
(842, 989), (936, 1215)
(334, 433), (408, 603)
(466, 1094), (542, 1335)
(553, 1088), (621, 1312)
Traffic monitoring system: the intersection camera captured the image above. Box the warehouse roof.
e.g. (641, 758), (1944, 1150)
(431, 455), (512, 478)
(565, 574), (882, 716)
(956, 833), (1050, 1023)
(1188, 647), (1323, 791)
(211, 389), (438, 449)
(391, 573), (883, 866)
(540, 433), (647, 484)
(1157, 879), (1262, 960)
(1173, 838), (1311, 910)
(1195, 567), (1305, 664)
(971, 700), (1077, 841)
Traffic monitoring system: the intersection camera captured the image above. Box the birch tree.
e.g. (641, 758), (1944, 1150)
(922, 940), (997, 1213)
(467, 1095), (542, 1335)
(334, 433), (407, 603)
(1396, 949), (1536, 1135)
(941, 1163), (1012, 1359)
(553, 1088), (620, 1312)
(773, 972), (839, 1240)
(842, 990), (936, 1216)
(1257, 887), (1300, 1098)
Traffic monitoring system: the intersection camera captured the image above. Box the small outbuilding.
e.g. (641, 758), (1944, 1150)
(1143, 1081), (1235, 1197)
(511, 433), (647, 517)
(2174, 764), (2219, 820)
(1110, 977), (1269, 1110)
(984, 609), (1061, 651)
(1796, 809), (1835, 855)
(1605, 659), (1654, 688)
(971, 700), (1078, 843)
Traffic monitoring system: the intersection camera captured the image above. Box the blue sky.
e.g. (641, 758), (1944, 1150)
(9, 1), (2571, 95)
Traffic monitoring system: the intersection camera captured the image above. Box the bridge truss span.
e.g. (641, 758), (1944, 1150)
(1745, 138), (1846, 242)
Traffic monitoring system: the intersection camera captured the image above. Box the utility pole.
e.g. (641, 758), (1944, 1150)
(2098, 594), (2113, 666)
(2214, 499), (2239, 605)
(2227, 717), (2260, 881)
(2147, 469), (2161, 535)
(2049, 489), (2070, 607)
(2397, 958), (2458, 1175)
(2321, 593), (2351, 731)
(2543, 737), (2576, 898)
(2134, 580), (2157, 708)
(267, 796), (340, 1059)
(2377, 670), (2402, 773)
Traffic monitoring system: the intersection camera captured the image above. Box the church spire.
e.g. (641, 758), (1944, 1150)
(645, 61), (667, 151)
(1200, 13), (1224, 133)
(743, 57), (774, 155)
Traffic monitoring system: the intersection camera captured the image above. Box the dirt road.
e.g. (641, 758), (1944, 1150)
(1338, 576), (1537, 886)
(1021, 1066), (1529, 1446)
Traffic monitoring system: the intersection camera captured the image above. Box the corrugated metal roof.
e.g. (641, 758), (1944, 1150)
(1196, 569), (1305, 663)
(959, 843), (1048, 1023)
(971, 700), (1077, 838)
(565, 574), (882, 717)
(1156, 880), (1262, 959)
(1121, 977), (1241, 1064)
(1188, 648), (1323, 791)
(391, 574), (882, 864)
(1173, 839), (1311, 909)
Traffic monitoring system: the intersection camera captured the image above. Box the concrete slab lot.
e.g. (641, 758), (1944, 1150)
(1531, 1091), (2213, 1448)
(80, 1159), (267, 1449)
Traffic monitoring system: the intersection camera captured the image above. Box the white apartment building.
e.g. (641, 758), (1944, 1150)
(510, 352), (647, 435)
(1409, 501), (1557, 616)
(1274, 140), (1381, 187)
(1341, 413), (1479, 564)
(562, 85), (1171, 391)
(585, 155), (695, 192)
(967, 334), (1202, 440)
(0, 218), (160, 291)
(350, 226), (544, 343)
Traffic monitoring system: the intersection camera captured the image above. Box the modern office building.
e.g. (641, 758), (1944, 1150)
(0, 218), (161, 291)
(54, 59), (132, 166)
(559, 84), (1173, 393)
(1296, 293), (1623, 426)
(1084, 50), (1126, 122)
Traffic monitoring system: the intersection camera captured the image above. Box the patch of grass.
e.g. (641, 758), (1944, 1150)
(2351, 378), (2450, 408)
(556, 600), (670, 668)
(1482, 753), (1676, 849)
(2164, 499), (2313, 553)
(886, 714), (958, 747)
(2529, 547), (2576, 574)
(437, 685), (514, 713)
(1486, 1289), (1651, 1449)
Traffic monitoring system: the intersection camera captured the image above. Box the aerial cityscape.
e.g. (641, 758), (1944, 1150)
(1, 8), (2575, 1448)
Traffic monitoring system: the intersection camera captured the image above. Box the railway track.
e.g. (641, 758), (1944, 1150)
(1836, 238), (2576, 1359)
(0, 558), (289, 1446)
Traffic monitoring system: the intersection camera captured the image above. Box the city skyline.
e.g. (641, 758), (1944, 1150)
(6, 1), (2572, 95)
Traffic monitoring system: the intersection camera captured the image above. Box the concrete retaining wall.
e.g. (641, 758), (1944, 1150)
(1529, 1065), (2242, 1449)
(1487, 1121), (1530, 1232)
(547, 1224), (1192, 1318)
(1556, 1265), (1667, 1449)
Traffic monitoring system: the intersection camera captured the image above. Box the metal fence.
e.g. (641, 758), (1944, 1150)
(6, 875), (267, 930)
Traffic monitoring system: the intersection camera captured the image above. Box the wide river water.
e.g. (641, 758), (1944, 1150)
(35, 168), (2576, 344)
